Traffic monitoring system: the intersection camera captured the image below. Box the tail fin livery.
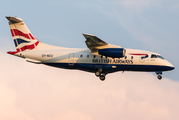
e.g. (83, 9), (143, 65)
(6, 16), (39, 54)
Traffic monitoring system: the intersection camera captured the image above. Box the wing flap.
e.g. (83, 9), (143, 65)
(83, 33), (108, 52)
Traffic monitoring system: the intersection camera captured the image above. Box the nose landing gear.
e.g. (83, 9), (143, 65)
(95, 69), (106, 81)
(155, 71), (162, 80)
(157, 75), (162, 80)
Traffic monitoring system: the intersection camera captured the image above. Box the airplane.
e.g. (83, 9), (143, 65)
(6, 16), (174, 81)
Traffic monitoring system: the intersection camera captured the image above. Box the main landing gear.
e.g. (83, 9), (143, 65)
(155, 71), (162, 80)
(95, 69), (106, 81)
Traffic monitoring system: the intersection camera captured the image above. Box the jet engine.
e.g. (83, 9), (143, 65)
(98, 48), (126, 58)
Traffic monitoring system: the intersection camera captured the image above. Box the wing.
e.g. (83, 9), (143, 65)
(83, 33), (121, 52)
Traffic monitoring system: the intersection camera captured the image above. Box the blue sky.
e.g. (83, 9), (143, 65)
(0, 0), (179, 120)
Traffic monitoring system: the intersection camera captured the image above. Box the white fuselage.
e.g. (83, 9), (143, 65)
(14, 44), (173, 74)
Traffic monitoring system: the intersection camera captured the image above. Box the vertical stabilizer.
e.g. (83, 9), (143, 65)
(6, 16), (39, 55)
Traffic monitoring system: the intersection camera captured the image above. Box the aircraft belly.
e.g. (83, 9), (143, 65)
(43, 62), (171, 73)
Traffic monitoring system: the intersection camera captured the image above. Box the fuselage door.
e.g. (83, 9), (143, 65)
(68, 53), (74, 66)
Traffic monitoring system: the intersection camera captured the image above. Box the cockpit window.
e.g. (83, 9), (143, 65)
(157, 55), (164, 59)
(151, 54), (164, 59)
(151, 54), (157, 58)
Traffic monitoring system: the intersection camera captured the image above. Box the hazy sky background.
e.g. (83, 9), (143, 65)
(0, 0), (179, 120)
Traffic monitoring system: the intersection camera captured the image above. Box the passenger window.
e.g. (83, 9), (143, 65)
(101, 56), (103, 58)
(87, 55), (89, 58)
(125, 56), (127, 59)
(94, 55), (96, 58)
(131, 56), (133, 59)
(80, 55), (83, 58)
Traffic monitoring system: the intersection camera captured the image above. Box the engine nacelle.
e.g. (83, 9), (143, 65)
(98, 48), (126, 58)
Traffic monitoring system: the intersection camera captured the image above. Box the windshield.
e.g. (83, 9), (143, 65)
(151, 54), (164, 59)
(157, 55), (164, 59)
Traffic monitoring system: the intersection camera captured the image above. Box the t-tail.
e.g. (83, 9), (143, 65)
(6, 16), (40, 55)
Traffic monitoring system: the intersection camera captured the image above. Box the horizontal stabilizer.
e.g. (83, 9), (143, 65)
(6, 16), (23, 23)
(25, 58), (41, 64)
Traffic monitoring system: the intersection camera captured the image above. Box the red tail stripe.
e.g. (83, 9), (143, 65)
(16, 48), (20, 52)
(8, 41), (39, 55)
(22, 32), (30, 39)
(35, 41), (39, 46)
(10, 29), (14, 37)
(20, 46), (26, 51)
(29, 33), (35, 40)
(13, 29), (18, 36)
(7, 51), (18, 54)
(26, 44), (35, 50)
(11, 29), (33, 39)
(20, 41), (39, 52)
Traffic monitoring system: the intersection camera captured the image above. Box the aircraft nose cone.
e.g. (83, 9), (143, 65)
(165, 60), (175, 71)
(167, 64), (175, 71)
(171, 66), (175, 70)
(168, 66), (175, 70)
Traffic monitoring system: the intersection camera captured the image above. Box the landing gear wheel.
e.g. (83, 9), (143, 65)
(155, 71), (162, 80)
(95, 68), (103, 77)
(95, 71), (101, 77)
(157, 75), (162, 80)
(99, 75), (105, 81)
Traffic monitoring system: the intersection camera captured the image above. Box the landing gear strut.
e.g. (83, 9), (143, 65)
(155, 71), (162, 80)
(95, 69), (106, 81)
